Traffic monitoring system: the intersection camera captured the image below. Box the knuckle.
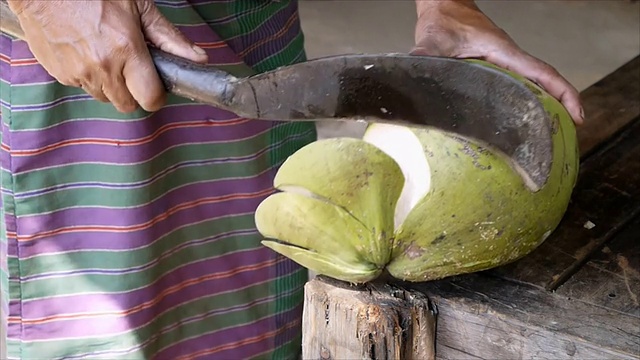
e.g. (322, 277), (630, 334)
(56, 77), (76, 87)
(78, 64), (96, 82)
(138, 93), (165, 112)
(115, 100), (139, 114)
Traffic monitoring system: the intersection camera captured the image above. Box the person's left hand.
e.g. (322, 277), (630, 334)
(412, 0), (584, 125)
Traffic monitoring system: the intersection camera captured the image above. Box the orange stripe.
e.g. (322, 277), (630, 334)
(11, 58), (38, 66)
(238, 11), (298, 58)
(9, 258), (282, 325)
(177, 318), (301, 360)
(18, 187), (275, 242)
(0, 54), (39, 66)
(194, 41), (227, 49)
(11, 118), (248, 156)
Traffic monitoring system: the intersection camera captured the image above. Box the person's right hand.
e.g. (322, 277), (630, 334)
(7, 0), (209, 113)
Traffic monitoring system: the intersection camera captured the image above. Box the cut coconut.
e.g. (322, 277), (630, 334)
(361, 89), (578, 282)
(255, 59), (579, 284)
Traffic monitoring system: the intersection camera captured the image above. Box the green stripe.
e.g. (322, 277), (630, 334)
(254, 31), (306, 71)
(13, 133), (272, 187)
(7, 88), (251, 130)
(20, 233), (263, 297)
(21, 280), (297, 359)
(18, 214), (257, 277)
(10, 132), (315, 213)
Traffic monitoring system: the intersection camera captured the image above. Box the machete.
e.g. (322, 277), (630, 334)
(0, 0), (554, 190)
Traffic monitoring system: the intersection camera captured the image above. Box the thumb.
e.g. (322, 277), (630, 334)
(410, 46), (446, 57)
(139, 5), (209, 64)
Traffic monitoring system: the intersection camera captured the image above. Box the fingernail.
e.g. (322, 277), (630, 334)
(192, 45), (206, 56)
(580, 106), (585, 120)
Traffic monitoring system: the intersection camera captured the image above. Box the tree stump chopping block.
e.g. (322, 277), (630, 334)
(302, 276), (437, 360)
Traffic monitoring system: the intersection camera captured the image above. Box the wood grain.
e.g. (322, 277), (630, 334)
(576, 55), (640, 157)
(302, 276), (436, 360)
(555, 215), (640, 317)
(405, 274), (640, 360)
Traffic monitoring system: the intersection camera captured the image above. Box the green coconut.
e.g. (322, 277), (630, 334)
(254, 60), (579, 284)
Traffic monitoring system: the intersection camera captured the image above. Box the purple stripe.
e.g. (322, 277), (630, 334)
(157, 307), (301, 359)
(154, 0), (190, 8)
(15, 129), (313, 199)
(10, 126), (271, 175)
(10, 127), (266, 173)
(175, 25), (242, 64)
(1, 121), (11, 169)
(19, 172), (274, 232)
(228, 2), (300, 67)
(18, 249), (276, 335)
(18, 196), (267, 255)
(18, 151), (267, 197)
(0, 33), (12, 57)
(18, 199), (269, 258)
(9, 106), (251, 149)
(22, 282), (299, 338)
(58, 289), (299, 359)
(203, 2), (272, 26)
(0, 60), (10, 83)
(187, 0), (236, 4)
(20, 228), (257, 281)
(0, 39), (55, 85)
(10, 94), (93, 112)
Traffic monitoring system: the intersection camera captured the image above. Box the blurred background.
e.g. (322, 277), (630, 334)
(298, 0), (640, 139)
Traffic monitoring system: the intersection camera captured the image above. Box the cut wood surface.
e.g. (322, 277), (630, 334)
(405, 274), (640, 360)
(302, 276), (436, 360)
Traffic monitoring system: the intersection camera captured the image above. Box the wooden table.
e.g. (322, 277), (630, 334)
(302, 55), (640, 360)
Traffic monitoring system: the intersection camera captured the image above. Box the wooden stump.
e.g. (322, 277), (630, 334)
(302, 276), (437, 360)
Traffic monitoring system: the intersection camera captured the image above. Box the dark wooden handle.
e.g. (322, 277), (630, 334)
(0, 0), (237, 108)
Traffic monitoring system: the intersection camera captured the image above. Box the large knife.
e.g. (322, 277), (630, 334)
(0, 0), (554, 190)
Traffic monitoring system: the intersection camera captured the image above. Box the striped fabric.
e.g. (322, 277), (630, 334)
(0, 0), (317, 359)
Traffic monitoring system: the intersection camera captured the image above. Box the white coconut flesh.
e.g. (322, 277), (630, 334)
(361, 123), (432, 230)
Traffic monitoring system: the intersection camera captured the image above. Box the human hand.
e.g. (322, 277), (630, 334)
(7, 0), (209, 113)
(412, 0), (584, 125)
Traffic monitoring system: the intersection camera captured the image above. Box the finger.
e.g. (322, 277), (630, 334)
(122, 48), (167, 113)
(410, 46), (446, 57)
(102, 71), (139, 113)
(485, 50), (584, 125)
(79, 82), (109, 103)
(140, 5), (208, 64)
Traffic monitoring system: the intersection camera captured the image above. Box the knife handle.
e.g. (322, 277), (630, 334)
(0, 0), (237, 109)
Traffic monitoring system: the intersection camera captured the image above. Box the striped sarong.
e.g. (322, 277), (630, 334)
(0, 0), (317, 358)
